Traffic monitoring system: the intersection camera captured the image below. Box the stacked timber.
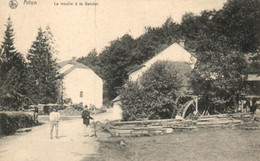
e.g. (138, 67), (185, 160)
(230, 113), (251, 120)
(196, 114), (242, 128)
(108, 119), (196, 137)
(106, 114), (243, 137)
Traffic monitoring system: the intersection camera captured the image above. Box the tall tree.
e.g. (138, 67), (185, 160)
(0, 17), (28, 110)
(78, 49), (102, 76)
(186, 0), (260, 113)
(99, 34), (135, 101)
(213, 0), (260, 53)
(26, 27), (60, 104)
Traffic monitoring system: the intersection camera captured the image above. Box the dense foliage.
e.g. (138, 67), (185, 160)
(0, 17), (28, 110)
(0, 0), (259, 113)
(119, 61), (192, 121)
(189, 0), (260, 113)
(78, 18), (182, 103)
(0, 18), (60, 110)
(0, 112), (35, 136)
(78, 0), (260, 114)
(26, 27), (60, 104)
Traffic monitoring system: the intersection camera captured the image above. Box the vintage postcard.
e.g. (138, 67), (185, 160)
(0, 0), (259, 161)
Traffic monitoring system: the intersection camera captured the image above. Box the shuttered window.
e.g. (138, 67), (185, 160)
(80, 91), (83, 97)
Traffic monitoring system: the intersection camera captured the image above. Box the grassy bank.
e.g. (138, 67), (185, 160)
(0, 111), (35, 137)
(84, 122), (260, 161)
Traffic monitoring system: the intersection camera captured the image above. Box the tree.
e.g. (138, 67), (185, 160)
(78, 49), (102, 76)
(119, 61), (191, 120)
(213, 0), (260, 53)
(130, 17), (181, 68)
(98, 34), (135, 101)
(78, 18), (182, 104)
(192, 35), (248, 113)
(0, 17), (28, 110)
(26, 27), (60, 104)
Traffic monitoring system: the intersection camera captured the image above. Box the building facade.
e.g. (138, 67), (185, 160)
(128, 43), (196, 82)
(58, 57), (103, 108)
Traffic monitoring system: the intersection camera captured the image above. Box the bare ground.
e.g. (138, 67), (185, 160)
(0, 108), (121, 161)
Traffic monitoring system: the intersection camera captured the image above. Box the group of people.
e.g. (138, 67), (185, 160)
(48, 105), (94, 139)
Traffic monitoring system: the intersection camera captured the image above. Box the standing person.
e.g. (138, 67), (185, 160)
(49, 107), (61, 139)
(81, 105), (94, 136)
(33, 106), (39, 123)
(250, 99), (257, 121)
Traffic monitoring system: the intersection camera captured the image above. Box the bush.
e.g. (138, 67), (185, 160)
(0, 111), (34, 136)
(119, 61), (192, 121)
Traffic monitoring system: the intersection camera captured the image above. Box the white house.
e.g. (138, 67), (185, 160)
(58, 57), (103, 108)
(110, 42), (197, 118)
(128, 42), (196, 82)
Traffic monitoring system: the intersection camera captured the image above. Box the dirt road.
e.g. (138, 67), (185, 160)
(0, 109), (121, 161)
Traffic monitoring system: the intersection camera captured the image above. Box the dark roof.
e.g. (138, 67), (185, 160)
(58, 58), (89, 76)
(128, 65), (146, 75)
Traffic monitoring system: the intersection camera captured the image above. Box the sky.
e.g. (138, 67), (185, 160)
(0, 0), (227, 61)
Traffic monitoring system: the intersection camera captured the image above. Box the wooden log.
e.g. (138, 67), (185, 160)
(199, 114), (228, 118)
(110, 119), (192, 126)
(151, 130), (164, 135)
(164, 128), (174, 133)
(197, 120), (241, 125)
(117, 133), (133, 137)
(110, 126), (164, 131)
(243, 127), (260, 130)
(115, 129), (133, 134)
(197, 124), (232, 128)
(198, 118), (230, 122)
(171, 127), (197, 129)
(131, 130), (149, 135)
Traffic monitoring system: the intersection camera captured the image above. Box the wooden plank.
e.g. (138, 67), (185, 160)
(115, 129), (133, 134)
(171, 127), (197, 129)
(110, 119), (192, 126)
(200, 114), (228, 118)
(197, 120), (241, 125)
(197, 125), (232, 128)
(111, 126), (163, 130)
(131, 130), (149, 134)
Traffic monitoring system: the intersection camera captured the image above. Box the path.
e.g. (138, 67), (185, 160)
(0, 108), (122, 161)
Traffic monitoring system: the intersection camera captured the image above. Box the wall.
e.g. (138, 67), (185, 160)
(63, 68), (103, 108)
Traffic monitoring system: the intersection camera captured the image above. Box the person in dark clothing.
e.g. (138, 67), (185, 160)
(82, 106), (93, 127)
(250, 99), (257, 121)
(81, 106), (95, 137)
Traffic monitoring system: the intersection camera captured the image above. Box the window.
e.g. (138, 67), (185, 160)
(80, 91), (83, 97)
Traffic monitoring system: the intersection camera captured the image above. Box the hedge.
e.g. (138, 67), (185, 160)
(0, 111), (35, 137)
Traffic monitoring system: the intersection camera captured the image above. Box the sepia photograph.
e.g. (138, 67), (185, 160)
(0, 0), (259, 160)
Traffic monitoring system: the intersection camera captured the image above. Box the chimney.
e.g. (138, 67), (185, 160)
(71, 57), (77, 64)
(178, 40), (185, 48)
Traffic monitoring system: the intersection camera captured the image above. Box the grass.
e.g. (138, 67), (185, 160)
(83, 123), (260, 161)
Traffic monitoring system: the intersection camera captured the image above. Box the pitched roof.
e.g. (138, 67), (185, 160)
(58, 57), (89, 76)
(128, 43), (195, 75)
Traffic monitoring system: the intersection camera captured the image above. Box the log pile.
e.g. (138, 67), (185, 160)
(108, 119), (196, 137)
(196, 114), (242, 128)
(107, 114), (243, 137)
